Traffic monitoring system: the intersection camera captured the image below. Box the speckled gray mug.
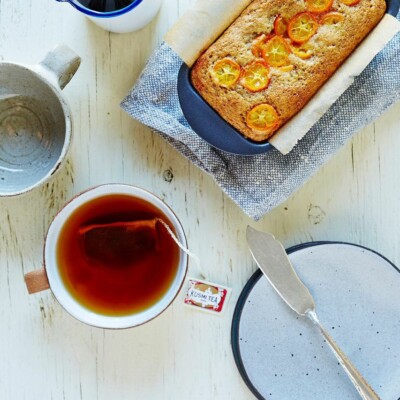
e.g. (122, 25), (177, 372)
(0, 45), (81, 196)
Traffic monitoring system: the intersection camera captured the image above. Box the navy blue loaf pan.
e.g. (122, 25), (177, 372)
(177, 0), (399, 156)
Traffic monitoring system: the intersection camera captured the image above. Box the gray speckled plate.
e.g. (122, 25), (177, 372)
(231, 242), (400, 400)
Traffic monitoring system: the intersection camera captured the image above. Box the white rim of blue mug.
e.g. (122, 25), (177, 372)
(56, 0), (144, 18)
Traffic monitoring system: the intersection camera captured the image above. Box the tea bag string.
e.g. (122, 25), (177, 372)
(156, 218), (206, 280)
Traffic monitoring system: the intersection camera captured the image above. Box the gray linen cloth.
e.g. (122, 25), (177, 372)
(121, 15), (400, 221)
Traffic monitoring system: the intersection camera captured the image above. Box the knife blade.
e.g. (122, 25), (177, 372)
(246, 226), (380, 400)
(246, 226), (315, 316)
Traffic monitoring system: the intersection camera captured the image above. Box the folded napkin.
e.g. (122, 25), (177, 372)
(121, 12), (400, 221)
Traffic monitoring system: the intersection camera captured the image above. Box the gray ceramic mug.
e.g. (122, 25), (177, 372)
(0, 45), (81, 196)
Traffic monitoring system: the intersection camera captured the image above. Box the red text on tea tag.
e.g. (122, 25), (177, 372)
(184, 278), (231, 314)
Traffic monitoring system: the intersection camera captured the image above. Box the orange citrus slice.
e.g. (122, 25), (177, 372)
(279, 65), (294, 72)
(251, 34), (273, 58)
(246, 104), (280, 131)
(306, 0), (333, 13)
(288, 12), (318, 43)
(292, 43), (313, 59)
(241, 61), (270, 92)
(274, 15), (288, 36)
(322, 12), (345, 25)
(340, 0), (361, 5)
(211, 59), (241, 88)
(262, 36), (292, 67)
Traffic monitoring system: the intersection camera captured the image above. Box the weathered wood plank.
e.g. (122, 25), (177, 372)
(0, 0), (399, 398)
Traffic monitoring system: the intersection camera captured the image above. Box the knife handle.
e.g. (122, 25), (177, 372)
(307, 311), (381, 400)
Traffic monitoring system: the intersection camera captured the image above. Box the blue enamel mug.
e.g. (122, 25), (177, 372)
(55, 0), (162, 33)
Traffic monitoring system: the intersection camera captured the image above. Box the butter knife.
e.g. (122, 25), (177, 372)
(246, 226), (380, 400)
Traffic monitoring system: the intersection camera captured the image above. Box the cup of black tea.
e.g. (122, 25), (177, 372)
(24, 184), (188, 329)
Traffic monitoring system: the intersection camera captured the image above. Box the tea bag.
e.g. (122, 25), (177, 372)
(78, 218), (159, 265)
(79, 217), (205, 277)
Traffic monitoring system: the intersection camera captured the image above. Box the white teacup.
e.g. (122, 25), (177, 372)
(0, 45), (80, 197)
(24, 184), (188, 329)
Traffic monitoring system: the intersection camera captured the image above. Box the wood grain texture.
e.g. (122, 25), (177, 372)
(0, 0), (399, 399)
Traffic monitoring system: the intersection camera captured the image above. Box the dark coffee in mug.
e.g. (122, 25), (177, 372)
(77, 0), (135, 12)
(56, 194), (180, 316)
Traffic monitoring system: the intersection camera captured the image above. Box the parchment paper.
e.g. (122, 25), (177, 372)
(164, 0), (252, 67)
(164, 1), (400, 155)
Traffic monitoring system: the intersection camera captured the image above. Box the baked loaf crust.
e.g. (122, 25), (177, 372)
(191, 0), (386, 142)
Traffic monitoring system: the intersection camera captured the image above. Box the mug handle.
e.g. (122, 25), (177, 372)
(35, 44), (81, 90)
(24, 268), (50, 294)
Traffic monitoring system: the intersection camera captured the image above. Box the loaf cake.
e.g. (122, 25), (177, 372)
(190, 0), (386, 142)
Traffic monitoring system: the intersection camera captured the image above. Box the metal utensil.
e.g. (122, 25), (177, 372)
(246, 226), (381, 400)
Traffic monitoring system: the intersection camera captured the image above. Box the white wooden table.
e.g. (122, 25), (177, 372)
(1, 1), (399, 399)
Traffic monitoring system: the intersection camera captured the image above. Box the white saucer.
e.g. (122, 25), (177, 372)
(232, 242), (400, 400)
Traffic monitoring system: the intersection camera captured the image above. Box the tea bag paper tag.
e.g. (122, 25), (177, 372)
(184, 278), (231, 315)
(157, 219), (228, 314)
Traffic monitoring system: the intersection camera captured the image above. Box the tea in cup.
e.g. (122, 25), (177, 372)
(25, 184), (188, 329)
